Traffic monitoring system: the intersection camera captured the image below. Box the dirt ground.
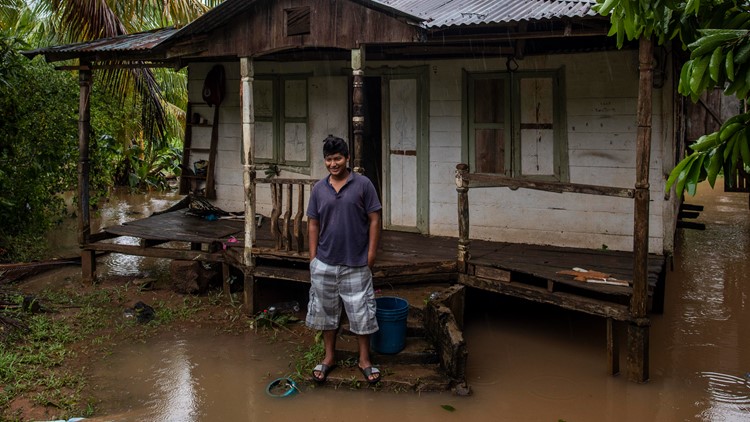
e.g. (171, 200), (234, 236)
(2, 266), (314, 422)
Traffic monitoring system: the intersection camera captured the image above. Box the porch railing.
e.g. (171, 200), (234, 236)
(454, 163), (648, 380)
(256, 177), (317, 253)
(454, 163), (635, 271)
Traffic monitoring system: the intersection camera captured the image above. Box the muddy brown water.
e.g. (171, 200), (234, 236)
(44, 186), (749, 421)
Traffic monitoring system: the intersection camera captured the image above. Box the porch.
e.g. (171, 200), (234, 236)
(84, 203), (665, 310)
(81, 198), (666, 378)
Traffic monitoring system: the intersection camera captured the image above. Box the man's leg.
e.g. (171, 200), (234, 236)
(322, 329), (337, 365)
(313, 328), (338, 381)
(357, 334), (381, 383)
(339, 265), (381, 383)
(357, 334), (377, 380)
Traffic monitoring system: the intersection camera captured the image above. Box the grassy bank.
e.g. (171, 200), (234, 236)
(0, 277), (252, 421)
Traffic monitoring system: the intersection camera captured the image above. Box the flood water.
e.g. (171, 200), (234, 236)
(50, 186), (749, 421)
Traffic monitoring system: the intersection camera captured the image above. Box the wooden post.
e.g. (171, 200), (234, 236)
(78, 62), (96, 283)
(241, 57), (257, 315)
(629, 36), (653, 383)
(456, 164), (470, 272)
(352, 48), (365, 175)
(607, 318), (620, 376)
(222, 263), (231, 297)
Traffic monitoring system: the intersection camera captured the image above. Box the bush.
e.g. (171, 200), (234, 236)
(0, 32), (78, 261)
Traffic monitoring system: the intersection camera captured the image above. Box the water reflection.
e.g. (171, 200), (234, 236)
(47, 188), (180, 277)
(146, 340), (200, 421)
(88, 328), (285, 422)
(699, 372), (750, 421)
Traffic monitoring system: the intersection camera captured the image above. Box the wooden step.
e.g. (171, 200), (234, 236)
(322, 362), (451, 392)
(340, 315), (425, 337)
(680, 202), (704, 211)
(334, 334), (439, 365)
(677, 220), (706, 230)
(678, 210), (700, 219)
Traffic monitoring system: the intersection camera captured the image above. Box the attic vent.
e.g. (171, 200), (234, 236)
(286, 7), (311, 36)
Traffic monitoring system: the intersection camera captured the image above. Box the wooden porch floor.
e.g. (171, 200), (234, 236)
(95, 209), (667, 319)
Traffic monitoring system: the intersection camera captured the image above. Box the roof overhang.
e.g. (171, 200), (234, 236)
(23, 0), (616, 66)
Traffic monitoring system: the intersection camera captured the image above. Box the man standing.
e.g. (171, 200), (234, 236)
(306, 135), (382, 384)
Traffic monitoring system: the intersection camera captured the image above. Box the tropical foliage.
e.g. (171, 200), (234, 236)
(595, 0), (750, 197)
(0, 0), (220, 262)
(0, 32), (78, 261)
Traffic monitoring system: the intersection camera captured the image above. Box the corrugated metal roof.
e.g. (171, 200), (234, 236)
(24, 0), (602, 61)
(373, 0), (599, 28)
(174, 0), (598, 38)
(24, 28), (177, 59)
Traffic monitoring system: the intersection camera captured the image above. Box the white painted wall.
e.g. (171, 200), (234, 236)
(188, 49), (677, 255)
(187, 61), (349, 217)
(423, 50), (676, 254)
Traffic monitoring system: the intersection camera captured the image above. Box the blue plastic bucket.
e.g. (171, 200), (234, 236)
(371, 296), (409, 354)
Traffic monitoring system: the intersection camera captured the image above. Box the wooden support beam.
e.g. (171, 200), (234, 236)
(55, 63), (176, 71)
(629, 36), (654, 383)
(88, 231), (118, 243)
(143, 239), (170, 248)
(467, 172), (634, 198)
(456, 164), (471, 272)
(84, 243), (224, 262)
(243, 271), (257, 315)
(607, 318), (620, 376)
(352, 48), (365, 174)
(78, 62), (94, 283)
(241, 57), (257, 316)
(627, 323), (650, 383)
(81, 250), (96, 282)
(222, 263), (231, 297)
(459, 274), (633, 321)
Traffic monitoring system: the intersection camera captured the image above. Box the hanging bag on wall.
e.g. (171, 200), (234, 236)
(202, 64), (226, 107)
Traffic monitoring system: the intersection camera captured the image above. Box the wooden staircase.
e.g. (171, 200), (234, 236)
(320, 284), (469, 393)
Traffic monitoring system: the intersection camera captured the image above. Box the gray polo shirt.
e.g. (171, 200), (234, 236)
(307, 171), (382, 267)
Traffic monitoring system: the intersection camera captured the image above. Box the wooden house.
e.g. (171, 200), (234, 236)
(25, 0), (685, 382)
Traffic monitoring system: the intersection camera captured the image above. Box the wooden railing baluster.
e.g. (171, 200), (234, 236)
(282, 183), (293, 250)
(256, 178), (317, 254)
(271, 183), (282, 250)
(294, 187), (305, 252)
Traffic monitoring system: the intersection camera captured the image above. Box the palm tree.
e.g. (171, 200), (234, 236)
(1, 0), (221, 152)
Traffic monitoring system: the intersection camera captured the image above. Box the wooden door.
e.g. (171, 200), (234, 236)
(381, 70), (428, 233)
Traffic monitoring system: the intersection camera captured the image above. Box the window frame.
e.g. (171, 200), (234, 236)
(254, 74), (311, 173)
(464, 68), (568, 182)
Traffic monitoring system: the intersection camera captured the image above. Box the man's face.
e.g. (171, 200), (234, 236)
(324, 153), (347, 177)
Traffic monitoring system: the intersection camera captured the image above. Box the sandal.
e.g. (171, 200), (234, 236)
(311, 363), (336, 383)
(358, 365), (381, 384)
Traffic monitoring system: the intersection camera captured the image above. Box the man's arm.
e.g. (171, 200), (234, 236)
(308, 218), (320, 261)
(367, 211), (381, 269)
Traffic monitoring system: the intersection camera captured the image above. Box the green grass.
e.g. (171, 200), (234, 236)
(0, 287), (106, 420)
(0, 284), (221, 420)
(290, 331), (324, 384)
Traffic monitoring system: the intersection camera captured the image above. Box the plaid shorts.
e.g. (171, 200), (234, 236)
(306, 258), (378, 335)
